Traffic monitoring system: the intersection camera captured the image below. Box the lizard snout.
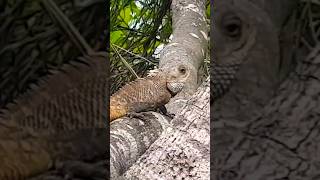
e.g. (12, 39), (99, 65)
(167, 81), (184, 95)
(165, 64), (188, 95)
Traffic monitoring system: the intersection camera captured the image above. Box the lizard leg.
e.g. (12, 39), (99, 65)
(55, 160), (105, 179)
(127, 112), (149, 120)
(159, 105), (175, 119)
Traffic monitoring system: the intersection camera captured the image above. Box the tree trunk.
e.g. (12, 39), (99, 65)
(160, 0), (209, 113)
(110, 113), (170, 178)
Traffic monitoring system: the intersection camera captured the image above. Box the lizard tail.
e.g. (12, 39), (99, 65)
(110, 104), (128, 122)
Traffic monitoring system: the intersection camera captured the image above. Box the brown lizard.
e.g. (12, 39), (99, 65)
(0, 0), (107, 179)
(110, 65), (188, 122)
(0, 54), (107, 179)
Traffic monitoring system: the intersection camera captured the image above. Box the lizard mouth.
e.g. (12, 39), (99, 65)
(167, 82), (185, 96)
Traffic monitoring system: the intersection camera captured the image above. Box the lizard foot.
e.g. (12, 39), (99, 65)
(55, 160), (105, 179)
(166, 112), (175, 119)
(127, 112), (150, 120)
(159, 105), (175, 119)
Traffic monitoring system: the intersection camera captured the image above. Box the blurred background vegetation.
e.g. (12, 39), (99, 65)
(296, 0), (320, 50)
(0, 0), (106, 108)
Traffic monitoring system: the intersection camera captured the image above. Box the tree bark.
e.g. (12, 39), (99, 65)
(160, 0), (209, 114)
(215, 43), (320, 180)
(110, 113), (170, 178)
(123, 78), (209, 179)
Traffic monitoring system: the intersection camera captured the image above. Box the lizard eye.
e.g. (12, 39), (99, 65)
(178, 65), (187, 75)
(221, 13), (242, 38)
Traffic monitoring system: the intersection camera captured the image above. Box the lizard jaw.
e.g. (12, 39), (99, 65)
(167, 82), (185, 96)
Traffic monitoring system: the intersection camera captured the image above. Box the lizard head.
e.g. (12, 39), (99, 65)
(212, 0), (258, 66)
(165, 64), (189, 96)
(212, 0), (284, 123)
(212, 0), (281, 100)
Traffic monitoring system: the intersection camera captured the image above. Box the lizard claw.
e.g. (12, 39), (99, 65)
(127, 112), (159, 122)
(159, 105), (175, 119)
(166, 112), (175, 119)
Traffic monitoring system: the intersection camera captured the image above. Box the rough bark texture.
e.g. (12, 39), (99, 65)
(244, 45), (320, 179)
(123, 78), (209, 179)
(214, 42), (320, 180)
(110, 112), (170, 178)
(110, 0), (209, 178)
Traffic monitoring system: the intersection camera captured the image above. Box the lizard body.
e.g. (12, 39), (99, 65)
(110, 67), (187, 122)
(0, 55), (107, 179)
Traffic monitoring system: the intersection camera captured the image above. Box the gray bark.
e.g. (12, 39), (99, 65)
(160, 0), (209, 114)
(110, 113), (170, 178)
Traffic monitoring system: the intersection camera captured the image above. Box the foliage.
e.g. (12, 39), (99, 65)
(110, 0), (173, 93)
(296, 0), (320, 50)
(0, 0), (105, 108)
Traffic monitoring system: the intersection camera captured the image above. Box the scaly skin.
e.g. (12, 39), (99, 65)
(0, 55), (107, 179)
(110, 66), (188, 122)
(0, 121), (52, 180)
(110, 73), (173, 121)
(0, 0), (107, 178)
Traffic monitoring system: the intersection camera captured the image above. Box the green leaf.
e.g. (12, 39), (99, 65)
(110, 31), (124, 44)
(206, 4), (210, 18)
(130, 1), (140, 17)
(119, 7), (132, 27)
